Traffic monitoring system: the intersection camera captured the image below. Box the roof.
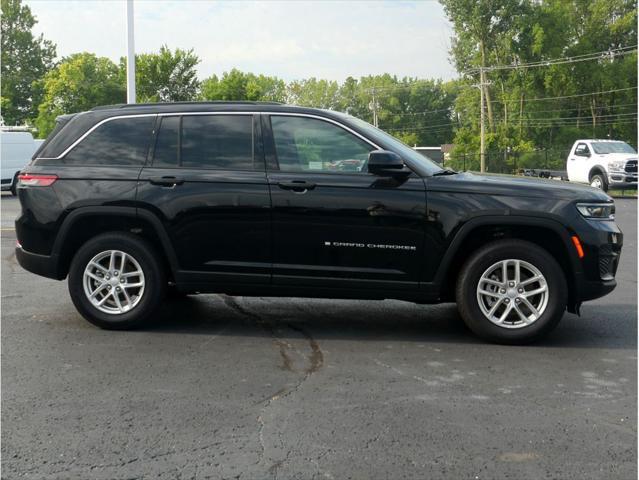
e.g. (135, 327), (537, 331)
(577, 139), (628, 142)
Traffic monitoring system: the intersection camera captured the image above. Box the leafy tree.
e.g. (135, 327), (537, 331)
(441, 0), (637, 171)
(200, 69), (286, 102)
(35, 53), (125, 136)
(1, 0), (56, 125)
(122, 45), (200, 102)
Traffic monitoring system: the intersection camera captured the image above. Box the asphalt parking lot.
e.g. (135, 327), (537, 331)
(1, 193), (636, 480)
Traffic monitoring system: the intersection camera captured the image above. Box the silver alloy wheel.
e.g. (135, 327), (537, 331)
(590, 177), (603, 189)
(82, 250), (145, 315)
(476, 259), (549, 329)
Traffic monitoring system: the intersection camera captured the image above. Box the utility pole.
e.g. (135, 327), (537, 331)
(479, 67), (485, 173)
(473, 67), (491, 173)
(126, 0), (136, 104)
(370, 88), (379, 127)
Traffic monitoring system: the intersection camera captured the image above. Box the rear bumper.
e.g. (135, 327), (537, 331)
(15, 246), (63, 280)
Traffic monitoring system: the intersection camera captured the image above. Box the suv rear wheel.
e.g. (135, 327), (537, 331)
(456, 239), (567, 344)
(68, 232), (166, 329)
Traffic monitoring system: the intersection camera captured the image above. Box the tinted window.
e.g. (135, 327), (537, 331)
(153, 116), (179, 167)
(270, 116), (372, 173)
(181, 115), (253, 170)
(63, 116), (154, 165)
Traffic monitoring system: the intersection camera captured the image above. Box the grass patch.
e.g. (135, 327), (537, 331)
(609, 189), (637, 198)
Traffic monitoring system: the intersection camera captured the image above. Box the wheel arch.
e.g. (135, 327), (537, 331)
(588, 165), (608, 181)
(434, 216), (581, 312)
(52, 207), (179, 280)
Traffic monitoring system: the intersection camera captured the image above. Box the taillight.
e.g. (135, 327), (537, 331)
(17, 174), (58, 187)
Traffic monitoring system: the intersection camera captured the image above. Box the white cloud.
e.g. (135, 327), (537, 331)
(26, 0), (456, 82)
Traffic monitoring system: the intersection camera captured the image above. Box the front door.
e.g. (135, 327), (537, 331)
(263, 114), (427, 291)
(136, 113), (271, 286)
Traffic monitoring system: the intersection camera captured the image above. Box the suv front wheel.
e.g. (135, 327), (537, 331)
(68, 232), (166, 329)
(456, 239), (567, 344)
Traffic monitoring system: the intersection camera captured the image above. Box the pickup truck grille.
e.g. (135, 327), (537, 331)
(625, 160), (637, 173)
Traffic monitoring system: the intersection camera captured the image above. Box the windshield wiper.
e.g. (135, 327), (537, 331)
(432, 169), (458, 176)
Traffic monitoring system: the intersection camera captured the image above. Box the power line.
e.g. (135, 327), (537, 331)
(385, 115), (637, 132)
(365, 49), (637, 94)
(463, 45), (637, 75)
(490, 86), (637, 103)
(385, 101), (637, 118)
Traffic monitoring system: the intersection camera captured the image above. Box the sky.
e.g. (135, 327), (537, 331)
(26, 0), (457, 83)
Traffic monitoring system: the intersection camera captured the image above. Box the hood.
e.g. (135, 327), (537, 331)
(427, 172), (612, 202)
(593, 153), (638, 163)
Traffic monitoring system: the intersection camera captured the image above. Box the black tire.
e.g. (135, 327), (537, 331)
(68, 232), (166, 329)
(590, 173), (608, 192)
(456, 239), (567, 344)
(10, 172), (18, 196)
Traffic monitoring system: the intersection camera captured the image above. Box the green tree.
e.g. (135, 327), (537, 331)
(200, 69), (286, 102)
(441, 0), (637, 170)
(122, 45), (200, 102)
(1, 0), (56, 125)
(35, 53), (125, 136)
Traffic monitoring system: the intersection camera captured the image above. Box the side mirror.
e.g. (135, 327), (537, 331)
(368, 150), (406, 175)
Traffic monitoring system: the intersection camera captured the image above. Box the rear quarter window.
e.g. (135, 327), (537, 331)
(56, 116), (155, 166)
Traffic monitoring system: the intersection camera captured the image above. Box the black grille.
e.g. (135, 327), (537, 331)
(625, 160), (637, 173)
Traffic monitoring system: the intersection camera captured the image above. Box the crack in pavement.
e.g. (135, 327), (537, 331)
(219, 295), (324, 477)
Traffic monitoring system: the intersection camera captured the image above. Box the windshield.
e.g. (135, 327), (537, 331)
(591, 141), (636, 154)
(345, 116), (444, 174)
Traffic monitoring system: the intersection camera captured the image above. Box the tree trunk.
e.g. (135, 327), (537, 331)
(590, 97), (597, 137)
(480, 40), (495, 131)
(576, 105), (580, 129)
(519, 92), (524, 138)
(502, 83), (507, 126)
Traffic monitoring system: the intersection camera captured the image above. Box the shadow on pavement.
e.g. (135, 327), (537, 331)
(136, 294), (637, 350)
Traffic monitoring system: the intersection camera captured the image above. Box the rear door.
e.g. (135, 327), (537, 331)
(263, 114), (427, 291)
(136, 113), (271, 286)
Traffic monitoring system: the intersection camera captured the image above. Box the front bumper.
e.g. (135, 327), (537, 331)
(608, 171), (637, 187)
(571, 217), (622, 304)
(15, 245), (64, 280)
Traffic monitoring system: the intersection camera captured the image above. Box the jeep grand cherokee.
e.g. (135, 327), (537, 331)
(15, 102), (622, 343)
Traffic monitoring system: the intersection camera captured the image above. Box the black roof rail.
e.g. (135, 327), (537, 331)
(91, 101), (285, 111)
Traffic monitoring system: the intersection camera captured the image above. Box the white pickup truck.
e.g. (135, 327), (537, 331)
(566, 139), (638, 191)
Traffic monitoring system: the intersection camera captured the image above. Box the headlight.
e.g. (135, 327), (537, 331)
(576, 203), (615, 219)
(609, 161), (625, 172)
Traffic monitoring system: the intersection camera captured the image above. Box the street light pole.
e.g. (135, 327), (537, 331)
(126, 0), (136, 104)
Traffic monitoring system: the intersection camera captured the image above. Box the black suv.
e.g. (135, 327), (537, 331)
(15, 102), (622, 343)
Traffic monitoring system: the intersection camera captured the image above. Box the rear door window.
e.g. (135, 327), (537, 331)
(152, 115), (255, 170)
(181, 115), (254, 170)
(152, 116), (180, 167)
(63, 116), (155, 165)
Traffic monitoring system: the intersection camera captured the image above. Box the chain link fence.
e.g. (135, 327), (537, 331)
(444, 149), (570, 175)
(440, 148), (637, 196)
